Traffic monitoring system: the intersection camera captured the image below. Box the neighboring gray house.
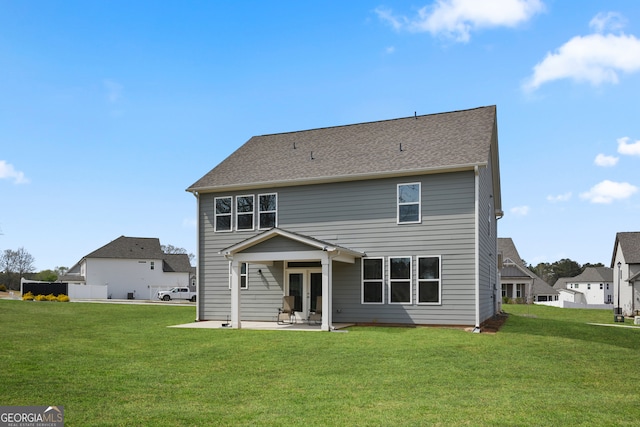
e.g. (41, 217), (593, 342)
(64, 236), (193, 300)
(611, 232), (640, 316)
(187, 106), (503, 331)
(498, 238), (557, 303)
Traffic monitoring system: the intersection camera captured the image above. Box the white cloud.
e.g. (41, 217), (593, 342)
(594, 153), (619, 167)
(524, 16), (640, 91)
(590, 12), (626, 34)
(376, 0), (544, 42)
(547, 192), (572, 202)
(580, 180), (638, 204)
(617, 136), (640, 156)
(0, 160), (29, 184)
(510, 205), (530, 216)
(385, 46), (396, 54)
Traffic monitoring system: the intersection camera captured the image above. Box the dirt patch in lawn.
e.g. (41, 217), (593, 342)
(480, 312), (509, 334)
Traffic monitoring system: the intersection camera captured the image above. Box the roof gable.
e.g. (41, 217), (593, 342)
(612, 232), (640, 266)
(188, 106), (498, 195)
(221, 228), (364, 260)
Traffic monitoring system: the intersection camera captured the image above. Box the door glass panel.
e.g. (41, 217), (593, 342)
(288, 273), (303, 312)
(310, 273), (322, 312)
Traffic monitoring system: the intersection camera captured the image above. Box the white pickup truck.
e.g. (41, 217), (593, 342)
(157, 287), (196, 302)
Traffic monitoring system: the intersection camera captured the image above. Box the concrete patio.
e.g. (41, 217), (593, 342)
(169, 320), (354, 331)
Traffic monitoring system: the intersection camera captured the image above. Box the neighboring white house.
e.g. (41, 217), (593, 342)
(611, 232), (640, 317)
(62, 236), (193, 300)
(555, 267), (613, 306)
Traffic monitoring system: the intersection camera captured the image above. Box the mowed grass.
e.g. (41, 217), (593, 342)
(1, 300), (639, 426)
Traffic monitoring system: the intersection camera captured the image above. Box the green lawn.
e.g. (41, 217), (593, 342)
(1, 300), (639, 426)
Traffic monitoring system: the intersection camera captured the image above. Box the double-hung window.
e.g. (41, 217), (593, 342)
(215, 197), (232, 232)
(236, 195), (254, 230)
(417, 256), (441, 304)
(362, 258), (384, 304)
(389, 257), (412, 304)
(397, 183), (421, 224)
(258, 193), (277, 229)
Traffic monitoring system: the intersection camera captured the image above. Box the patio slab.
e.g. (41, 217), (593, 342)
(169, 320), (353, 331)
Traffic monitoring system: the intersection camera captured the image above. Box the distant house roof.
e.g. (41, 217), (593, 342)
(553, 277), (571, 290)
(187, 106), (501, 214)
(86, 236), (165, 260)
(568, 267), (613, 283)
(162, 254), (192, 273)
(69, 236), (192, 273)
(498, 237), (557, 296)
(611, 232), (640, 266)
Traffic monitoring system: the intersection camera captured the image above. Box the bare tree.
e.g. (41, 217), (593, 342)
(161, 244), (195, 264)
(1, 248), (36, 289)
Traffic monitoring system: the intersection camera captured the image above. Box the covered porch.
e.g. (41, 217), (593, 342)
(221, 228), (364, 331)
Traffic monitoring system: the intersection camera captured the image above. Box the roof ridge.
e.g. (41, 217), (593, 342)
(255, 105), (497, 138)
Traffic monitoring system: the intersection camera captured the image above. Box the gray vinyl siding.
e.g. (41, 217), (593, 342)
(477, 155), (499, 324)
(197, 170), (488, 326)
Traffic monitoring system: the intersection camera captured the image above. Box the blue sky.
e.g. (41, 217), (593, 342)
(2, 0), (639, 271)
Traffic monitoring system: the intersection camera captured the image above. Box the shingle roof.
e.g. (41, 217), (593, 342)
(85, 236), (165, 260)
(498, 237), (558, 296)
(162, 254), (192, 273)
(569, 267), (613, 283)
(187, 106), (498, 193)
(612, 232), (640, 266)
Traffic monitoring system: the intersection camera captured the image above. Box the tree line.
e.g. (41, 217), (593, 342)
(525, 258), (605, 286)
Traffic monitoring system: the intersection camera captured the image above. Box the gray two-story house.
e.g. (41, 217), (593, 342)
(187, 105), (503, 331)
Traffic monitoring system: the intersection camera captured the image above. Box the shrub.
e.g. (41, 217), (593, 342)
(57, 294), (70, 302)
(0, 284), (7, 292)
(44, 294), (57, 301)
(34, 294), (47, 301)
(22, 291), (34, 301)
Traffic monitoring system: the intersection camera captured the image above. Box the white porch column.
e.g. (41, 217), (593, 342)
(321, 253), (332, 331)
(230, 259), (242, 329)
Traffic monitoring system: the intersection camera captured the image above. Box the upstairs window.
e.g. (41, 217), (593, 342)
(389, 257), (412, 304)
(258, 193), (277, 229)
(397, 183), (421, 224)
(215, 197), (232, 232)
(236, 195), (254, 230)
(417, 256), (441, 304)
(362, 258), (384, 304)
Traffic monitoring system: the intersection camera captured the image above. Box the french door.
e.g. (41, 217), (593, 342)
(286, 269), (322, 321)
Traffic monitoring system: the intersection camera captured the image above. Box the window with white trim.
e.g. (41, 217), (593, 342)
(236, 195), (254, 230)
(215, 196), (232, 232)
(228, 262), (248, 290)
(258, 193), (277, 229)
(362, 258), (384, 304)
(389, 256), (412, 303)
(417, 256), (441, 304)
(397, 183), (421, 224)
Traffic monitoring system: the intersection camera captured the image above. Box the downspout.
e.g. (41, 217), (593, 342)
(473, 166), (481, 333)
